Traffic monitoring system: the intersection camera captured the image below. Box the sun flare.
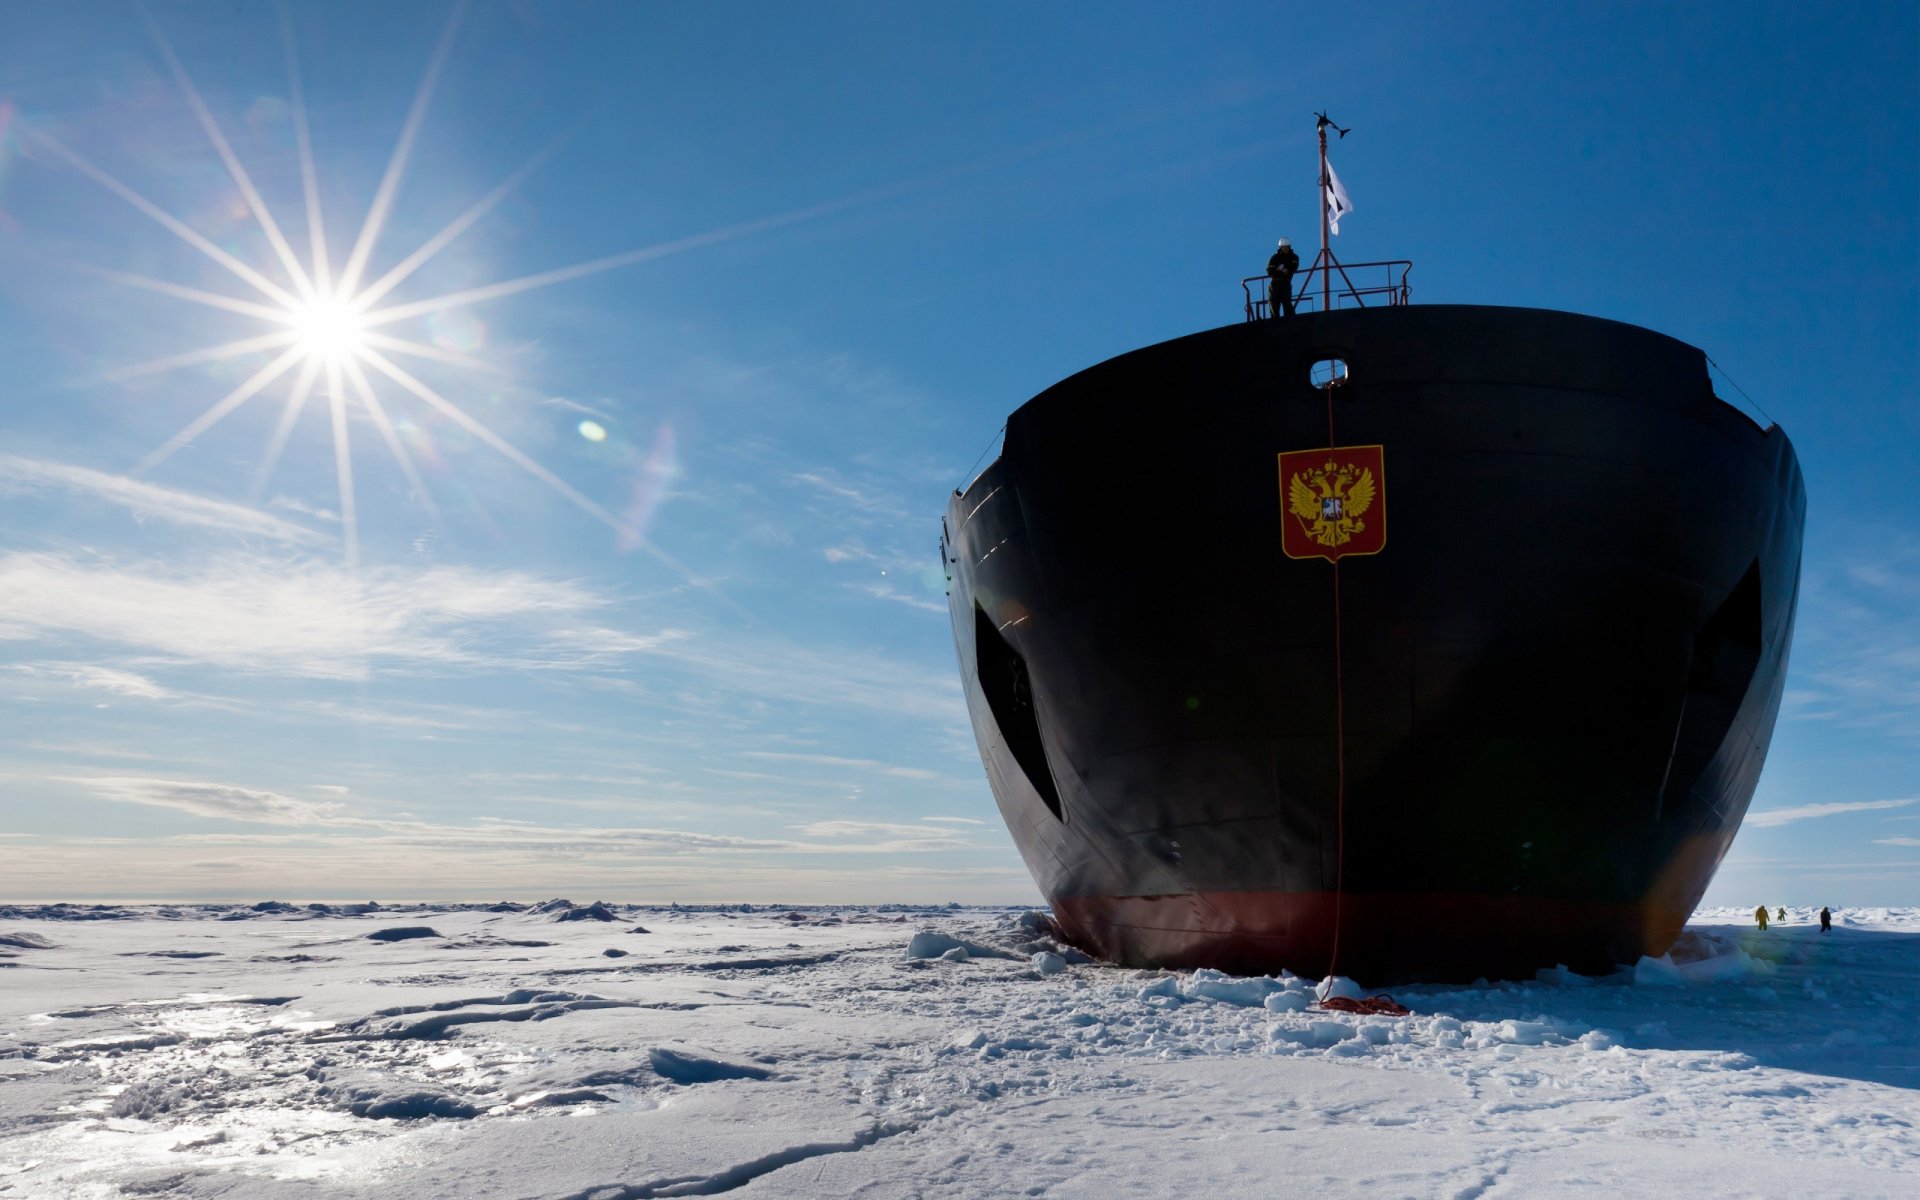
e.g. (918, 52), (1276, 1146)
(32, 11), (671, 573)
(288, 293), (367, 364)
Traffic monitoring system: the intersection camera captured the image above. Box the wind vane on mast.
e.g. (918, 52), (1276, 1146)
(1313, 112), (1354, 311)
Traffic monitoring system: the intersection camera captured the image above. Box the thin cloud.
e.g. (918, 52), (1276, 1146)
(20, 740), (175, 762)
(0, 549), (960, 721)
(0, 453), (323, 545)
(0, 551), (608, 679)
(540, 395), (613, 421)
(858, 582), (946, 614)
(66, 775), (975, 858)
(743, 751), (943, 780)
(615, 631), (967, 724)
(1745, 797), (1919, 827)
(797, 820), (970, 847)
(791, 469), (911, 524)
(72, 776), (341, 825)
(12, 662), (171, 700)
(268, 495), (342, 524)
(1872, 837), (1920, 847)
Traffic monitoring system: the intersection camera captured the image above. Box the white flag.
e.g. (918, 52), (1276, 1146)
(1324, 158), (1353, 235)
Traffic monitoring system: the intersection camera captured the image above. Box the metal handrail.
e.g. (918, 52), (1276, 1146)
(1241, 259), (1413, 321)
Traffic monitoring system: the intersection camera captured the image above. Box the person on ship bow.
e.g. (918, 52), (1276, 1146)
(1267, 237), (1299, 318)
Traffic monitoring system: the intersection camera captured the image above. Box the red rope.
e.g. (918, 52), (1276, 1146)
(1329, 559), (1347, 978)
(1317, 994), (1411, 1017)
(1324, 382), (1348, 983)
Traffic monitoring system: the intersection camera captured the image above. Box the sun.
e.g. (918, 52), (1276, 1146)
(287, 292), (367, 364)
(27, 11), (660, 570)
(31, 9), (778, 587)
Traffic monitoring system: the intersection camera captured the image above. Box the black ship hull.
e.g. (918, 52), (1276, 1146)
(944, 305), (1803, 983)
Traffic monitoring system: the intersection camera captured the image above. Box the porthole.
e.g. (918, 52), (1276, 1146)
(1309, 357), (1350, 388)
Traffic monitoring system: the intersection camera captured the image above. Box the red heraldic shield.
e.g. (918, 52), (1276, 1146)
(1278, 444), (1387, 561)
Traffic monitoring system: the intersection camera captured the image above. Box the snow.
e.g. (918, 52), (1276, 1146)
(0, 904), (1915, 1197)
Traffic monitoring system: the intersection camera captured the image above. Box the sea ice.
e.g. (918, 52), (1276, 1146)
(0, 902), (1913, 1197)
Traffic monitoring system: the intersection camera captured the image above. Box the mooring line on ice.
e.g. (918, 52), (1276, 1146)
(1324, 379), (1349, 983)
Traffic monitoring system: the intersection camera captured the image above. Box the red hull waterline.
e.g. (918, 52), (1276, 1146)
(1053, 890), (1701, 983)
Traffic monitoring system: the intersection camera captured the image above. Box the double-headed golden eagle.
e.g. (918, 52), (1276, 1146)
(1287, 461), (1375, 547)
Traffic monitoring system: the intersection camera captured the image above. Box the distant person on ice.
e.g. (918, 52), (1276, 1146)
(1755, 905), (1769, 931)
(1268, 237), (1299, 318)
(1776, 906), (1787, 922)
(1820, 906), (1832, 933)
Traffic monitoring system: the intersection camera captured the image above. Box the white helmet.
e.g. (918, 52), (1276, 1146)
(1278, 237), (1291, 249)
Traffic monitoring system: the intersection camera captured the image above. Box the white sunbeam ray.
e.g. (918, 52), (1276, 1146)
(355, 172), (938, 331)
(75, 266), (294, 325)
(349, 139), (562, 314)
(104, 330), (301, 384)
(359, 329), (501, 375)
(281, 1), (332, 297)
(341, 355), (441, 528)
(358, 347), (714, 591)
(356, 345), (617, 529)
(251, 355), (323, 500)
(132, 344), (305, 477)
(335, 4), (465, 299)
(29, 132), (301, 310)
(324, 358), (359, 567)
(147, 14), (315, 301)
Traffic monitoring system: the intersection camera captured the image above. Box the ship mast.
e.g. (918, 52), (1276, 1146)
(1314, 111), (1348, 313)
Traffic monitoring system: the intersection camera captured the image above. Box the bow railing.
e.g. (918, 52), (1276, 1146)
(1241, 258), (1413, 321)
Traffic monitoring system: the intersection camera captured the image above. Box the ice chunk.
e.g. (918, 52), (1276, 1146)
(1315, 975), (1365, 1003)
(1031, 951), (1066, 975)
(1534, 963), (1594, 987)
(1307, 1019), (1354, 1046)
(1184, 968), (1282, 1007)
(940, 946), (970, 963)
(903, 930), (1016, 960)
(311, 1070), (478, 1120)
(366, 926), (440, 942)
(1677, 945), (1774, 982)
(905, 931), (963, 958)
(553, 901), (618, 922)
(1264, 990), (1310, 1013)
(1016, 911), (1054, 937)
(1632, 955), (1685, 987)
(1492, 1019), (1558, 1046)
(646, 1047), (774, 1084)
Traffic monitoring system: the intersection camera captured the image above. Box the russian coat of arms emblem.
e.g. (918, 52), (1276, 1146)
(1278, 444), (1387, 561)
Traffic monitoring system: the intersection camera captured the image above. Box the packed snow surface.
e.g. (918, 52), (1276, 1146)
(0, 901), (1914, 1198)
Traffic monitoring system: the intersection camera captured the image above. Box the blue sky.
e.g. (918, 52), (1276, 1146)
(0, 1), (1913, 904)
